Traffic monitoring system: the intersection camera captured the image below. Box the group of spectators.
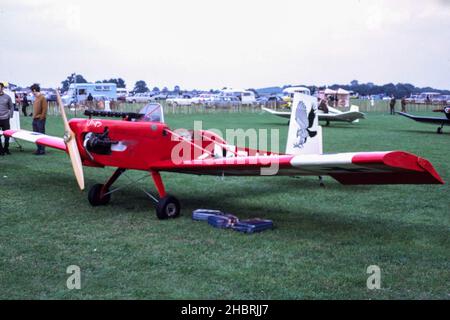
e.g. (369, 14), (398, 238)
(0, 83), (47, 156)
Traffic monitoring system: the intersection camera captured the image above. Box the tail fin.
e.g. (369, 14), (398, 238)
(285, 93), (323, 155)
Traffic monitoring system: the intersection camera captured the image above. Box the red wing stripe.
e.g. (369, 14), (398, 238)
(36, 137), (67, 151)
(2, 129), (18, 137)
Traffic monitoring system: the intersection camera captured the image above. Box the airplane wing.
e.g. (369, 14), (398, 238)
(396, 111), (450, 125)
(152, 151), (444, 185)
(263, 107), (365, 123)
(319, 111), (366, 123)
(0, 129), (67, 151)
(261, 107), (290, 119)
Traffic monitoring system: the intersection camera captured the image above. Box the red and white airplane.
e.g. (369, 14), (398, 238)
(0, 92), (444, 219)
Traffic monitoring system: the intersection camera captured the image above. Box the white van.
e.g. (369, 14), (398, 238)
(219, 88), (256, 105)
(62, 83), (117, 106)
(282, 86), (311, 98)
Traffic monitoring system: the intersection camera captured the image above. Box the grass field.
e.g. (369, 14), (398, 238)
(0, 110), (449, 299)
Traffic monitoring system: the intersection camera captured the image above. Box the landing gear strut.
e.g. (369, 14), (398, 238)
(87, 168), (181, 219)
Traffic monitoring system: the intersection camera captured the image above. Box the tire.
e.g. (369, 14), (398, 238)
(437, 127), (443, 134)
(156, 195), (180, 220)
(88, 184), (111, 206)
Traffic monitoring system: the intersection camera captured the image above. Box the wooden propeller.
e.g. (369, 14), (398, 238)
(56, 90), (85, 190)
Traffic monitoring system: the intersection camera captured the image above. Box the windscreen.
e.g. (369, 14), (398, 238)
(139, 103), (165, 123)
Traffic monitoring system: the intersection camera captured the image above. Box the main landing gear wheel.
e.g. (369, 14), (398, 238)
(156, 195), (180, 220)
(437, 127), (443, 134)
(88, 184), (111, 206)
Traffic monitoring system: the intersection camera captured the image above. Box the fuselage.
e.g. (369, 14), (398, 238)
(70, 118), (173, 170)
(69, 118), (276, 171)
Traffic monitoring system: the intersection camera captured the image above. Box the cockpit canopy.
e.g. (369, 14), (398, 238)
(139, 103), (165, 123)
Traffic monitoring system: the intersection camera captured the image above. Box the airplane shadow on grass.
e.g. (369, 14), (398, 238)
(391, 129), (450, 136)
(101, 185), (450, 248)
(4, 158), (446, 245)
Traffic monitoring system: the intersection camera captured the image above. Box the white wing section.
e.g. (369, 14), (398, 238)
(0, 129), (66, 151)
(261, 107), (290, 119)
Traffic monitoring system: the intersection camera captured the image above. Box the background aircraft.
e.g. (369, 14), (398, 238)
(262, 105), (365, 125)
(0, 93), (443, 219)
(397, 107), (450, 134)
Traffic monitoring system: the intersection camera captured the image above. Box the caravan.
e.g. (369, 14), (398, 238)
(219, 88), (256, 105)
(62, 83), (117, 106)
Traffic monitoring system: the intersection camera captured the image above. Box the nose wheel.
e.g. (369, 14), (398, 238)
(88, 183), (111, 206)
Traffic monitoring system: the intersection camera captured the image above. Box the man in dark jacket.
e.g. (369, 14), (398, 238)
(0, 82), (14, 155)
(22, 93), (30, 116)
(389, 95), (396, 115)
(31, 83), (48, 155)
(401, 96), (407, 112)
(86, 93), (94, 109)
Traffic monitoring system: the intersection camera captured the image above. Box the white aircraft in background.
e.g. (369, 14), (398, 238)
(262, 104), (365, 125)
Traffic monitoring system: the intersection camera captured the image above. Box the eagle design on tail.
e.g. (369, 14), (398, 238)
(293, 101), (317, 148)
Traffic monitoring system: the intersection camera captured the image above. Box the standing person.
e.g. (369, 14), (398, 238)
(401, 96), (407, 112)
(0, 83), (14, 155)
(318, 97), (330, 126)
(389, 95), (396, 115)
(30, 83), (48, 155)
(86, 93), (94, 110)
(22, 93), (30, 116)
(13, 91), (20, 111)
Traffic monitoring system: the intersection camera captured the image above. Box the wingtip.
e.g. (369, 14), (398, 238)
(384, 151), (445, 185)
(417, 157), (445, 185)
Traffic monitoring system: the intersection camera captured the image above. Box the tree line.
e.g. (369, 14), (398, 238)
(298, 80), (450, 99)
(60, 74), (450, 98)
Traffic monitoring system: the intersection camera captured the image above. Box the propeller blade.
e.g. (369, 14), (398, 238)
(56, 90), (85, 190)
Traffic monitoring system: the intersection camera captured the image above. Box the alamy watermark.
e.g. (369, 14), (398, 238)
(366, 265), (381, 290)
(66, 265), (81, 290)
(169, 121), (282, 175)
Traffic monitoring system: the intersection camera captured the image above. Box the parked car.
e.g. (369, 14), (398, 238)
(190, 93), (215, 105)
(166, 94), (193, 106)
(208, 96), (241, 108)
(126, 92), (152, 103)
(150, 93), (168, 101)
(256, 96), (269, 104)
(263, 95), (289, 108)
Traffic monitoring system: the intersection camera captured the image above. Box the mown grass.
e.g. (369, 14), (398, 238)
(0, 110), (448, 299)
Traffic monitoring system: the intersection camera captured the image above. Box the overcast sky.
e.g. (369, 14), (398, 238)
(1, 0), (449, 90)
